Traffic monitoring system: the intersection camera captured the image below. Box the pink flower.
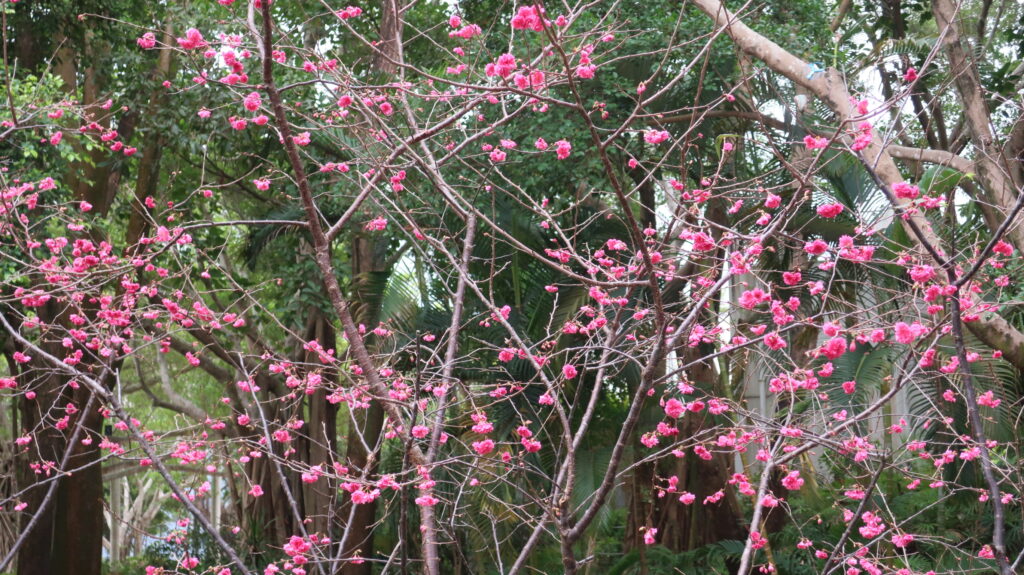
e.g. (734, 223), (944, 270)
(137, 32), (156, 49)
(350, 489), (380, 504)
(819, 336), (847, 360)
(364, 217), (388, 231)
(977, 390), (1001, 408)
(892, 533), (914, 548)
(535, 138), (548, 150)
(892, 181), (919, 199)
(804, 239), (829, 255)
(643, 528), (658, 545)
(521, 438), (542, 452)
(644, 130), (670, 144)
(449, 24), (482, 39)
(606, 238), (628, 251)
(993, 240), (1013, 256)
(904, 67), (918, 82)
(243, 92), (262, 112)
(176, 28), (207, 50)
(851, 123), (873, 151)
(512, 71), (543, 90)
(468, 435), (493, 454)
(737, 288), (769, 310)
(471, 413), (493, 434)
(764, 333), (787, 350)
(562, 364), (578, 379)
(908, 264), (934, 283)
(249, 484), (264, 497)
(510, 5), (545, 31)
(336, 6), (363, 19)
(575, 65), (596, 79)
(978, 545), (995, 559)
(485, 53), (517, 78)
(253, 178), (270, 191)
(689, 231), (716, 251)
(664, 398), (685, 419)
(781, 470), (804, 490)
(804, 135), (828, 149)
(678, 492), (696, 504)
(554, 139), (571, 159)
(845, 488), (866, 500)
(816, 203), (844, 218)
(858, 511), (885, 538)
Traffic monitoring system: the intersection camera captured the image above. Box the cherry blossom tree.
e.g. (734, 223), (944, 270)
(0, 0), (1022, 574)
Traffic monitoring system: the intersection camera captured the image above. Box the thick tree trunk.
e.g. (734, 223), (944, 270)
(633, 341), (746, 553)
(627, 196), (745, 553)
(15, 302), (104, 575)
(302, 312), (339, 537)
(339, 236), (392, 575)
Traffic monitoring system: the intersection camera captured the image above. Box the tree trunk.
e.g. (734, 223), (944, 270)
(15, 301), (104, 575)
(302, 312), (339, 537)
(339, 235), (392, 575)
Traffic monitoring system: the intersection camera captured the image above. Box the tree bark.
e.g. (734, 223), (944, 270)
(931, 0), (1024, 254)
(691, 0), (1024, 372)
(338, 235), (392, 575)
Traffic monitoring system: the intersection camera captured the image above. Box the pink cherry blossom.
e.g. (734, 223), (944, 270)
(816, 203), (844, 218)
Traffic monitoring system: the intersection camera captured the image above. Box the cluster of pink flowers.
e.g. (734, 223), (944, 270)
(176, 28), (206, 50)
(511, 6), (545, 31)
(485, 53), (517, 78)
